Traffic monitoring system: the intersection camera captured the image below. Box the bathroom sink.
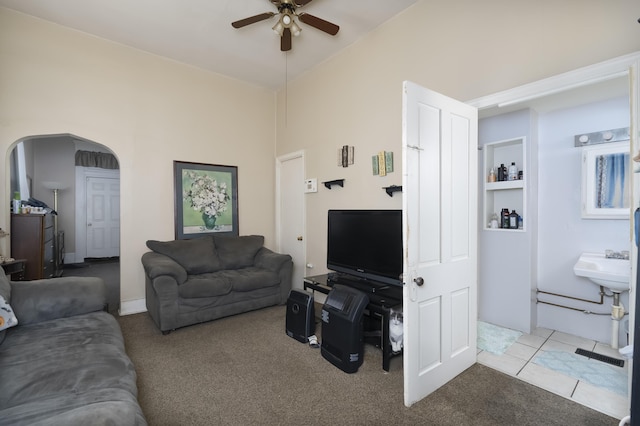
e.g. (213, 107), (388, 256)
(573, 252), (630, 292)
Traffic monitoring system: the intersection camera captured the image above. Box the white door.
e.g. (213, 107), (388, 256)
(86, 177), (120, 258)
(277, 153), (305, 290)
(402, 81), (478, 406)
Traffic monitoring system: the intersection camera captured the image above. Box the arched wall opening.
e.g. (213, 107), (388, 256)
(6, 133), (121, 313)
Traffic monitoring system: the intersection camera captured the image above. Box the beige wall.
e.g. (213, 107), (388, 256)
(0, 8), (276, 305)
(276, 0), (640, 277)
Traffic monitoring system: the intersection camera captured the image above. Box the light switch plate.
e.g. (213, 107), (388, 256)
(304, 178), (317, 193)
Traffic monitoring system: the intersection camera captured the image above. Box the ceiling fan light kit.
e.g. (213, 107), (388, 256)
(232, 0), (339, 52)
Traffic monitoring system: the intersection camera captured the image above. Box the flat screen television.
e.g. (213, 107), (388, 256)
(327, 209), (403, 287)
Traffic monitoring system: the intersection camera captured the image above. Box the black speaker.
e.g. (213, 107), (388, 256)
(286, 289), (315, 343)
(321, 284), (369, 373)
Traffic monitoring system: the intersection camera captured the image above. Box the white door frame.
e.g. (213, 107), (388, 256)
(74, 166), (120, 263)
(275, 150), (306, 282)
(469, 51), (640, 413)
(467, 52), (639, 111)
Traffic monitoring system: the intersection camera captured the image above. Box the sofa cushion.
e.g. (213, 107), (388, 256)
(213, 235), (264, 269)
(0, 311), (146, 425)
(146, 237), (221, 274)
(178, 274), (233, 299)
(217, 268), (281, 292)
(0, 269), (10, 344)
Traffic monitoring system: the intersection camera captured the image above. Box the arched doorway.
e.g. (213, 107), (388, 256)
(8, 133), (121, 313)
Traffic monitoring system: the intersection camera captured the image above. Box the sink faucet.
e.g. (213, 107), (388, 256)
(605, 249), (629, 260)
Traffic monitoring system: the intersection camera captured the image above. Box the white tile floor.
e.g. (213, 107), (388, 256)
(477, 327), (630, 420)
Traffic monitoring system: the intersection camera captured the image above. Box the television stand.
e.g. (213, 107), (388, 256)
(303, 274), (402, 371)
(327, 272), (392, 294)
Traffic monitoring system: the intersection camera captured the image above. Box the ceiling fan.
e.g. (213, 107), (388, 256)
(231, 0), (339, 52)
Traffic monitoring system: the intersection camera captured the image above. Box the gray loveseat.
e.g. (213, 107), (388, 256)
(142, 234), (292, 334)
(0, 270), (146, 425)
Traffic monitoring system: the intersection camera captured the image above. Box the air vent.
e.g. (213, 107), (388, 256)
(575, 348), (625, 367)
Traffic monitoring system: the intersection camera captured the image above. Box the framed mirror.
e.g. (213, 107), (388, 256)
(581, 141), (630, 219)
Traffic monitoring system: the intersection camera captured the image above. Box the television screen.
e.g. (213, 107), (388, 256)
(327, 209), (403, 286)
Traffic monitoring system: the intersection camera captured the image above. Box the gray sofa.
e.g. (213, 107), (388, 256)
(142, 234), (292, 334)
(0, 270), (146, 425)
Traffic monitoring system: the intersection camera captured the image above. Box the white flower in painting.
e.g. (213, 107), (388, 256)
(183, 171), (230, 218)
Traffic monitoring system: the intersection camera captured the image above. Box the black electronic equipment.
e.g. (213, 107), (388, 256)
(321, 285), (369, 373)
(327, 210), (402, 287)
(286, 289), (315, 343)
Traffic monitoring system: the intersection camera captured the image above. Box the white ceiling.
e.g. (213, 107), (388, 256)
(0, 0), (419, 89)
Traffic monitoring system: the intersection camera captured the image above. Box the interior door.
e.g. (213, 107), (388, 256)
(402, 81), (478, 406)
(277, 153), (305, 290)
(86, 176), (120, 258)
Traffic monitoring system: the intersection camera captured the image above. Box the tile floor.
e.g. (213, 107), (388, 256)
(477, 327), (630, 420)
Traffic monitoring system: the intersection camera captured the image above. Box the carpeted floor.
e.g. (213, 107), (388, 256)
(118, 306), (616, 425)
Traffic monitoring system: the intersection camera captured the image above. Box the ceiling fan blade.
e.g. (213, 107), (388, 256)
(281, 27), (292, 51)
(294, 0), (314, 6)
(231, 12), (275, 29)
(298, 13), (339, 36)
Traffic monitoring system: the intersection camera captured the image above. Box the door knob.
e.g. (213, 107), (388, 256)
(414, 277), (424, 286)
(87, 223), (92, 227)
(297, 236), (303, 241)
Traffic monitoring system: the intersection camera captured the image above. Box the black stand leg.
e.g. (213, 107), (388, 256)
(382, 309), (391, 371)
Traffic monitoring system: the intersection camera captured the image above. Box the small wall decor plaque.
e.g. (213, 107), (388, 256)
(372, 151), (394, 176)
(337, 145), (355, 167)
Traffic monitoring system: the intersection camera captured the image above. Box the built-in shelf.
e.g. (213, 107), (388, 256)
(483, 137), (526, 231)
(323, 179), (345, 189)
(485, 180), (524, 191)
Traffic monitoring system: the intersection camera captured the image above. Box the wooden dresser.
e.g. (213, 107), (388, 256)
(10, 213), (54, 280)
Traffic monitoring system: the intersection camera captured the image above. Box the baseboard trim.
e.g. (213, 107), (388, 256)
(119, 298), (147, 316)
(64, 252), (76, 264)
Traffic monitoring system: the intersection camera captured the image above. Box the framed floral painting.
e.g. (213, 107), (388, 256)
(174, 161), (239, 239)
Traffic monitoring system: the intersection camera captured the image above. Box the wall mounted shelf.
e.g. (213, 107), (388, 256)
(383, 185), (402, 197)
(323, 179), (345, 189)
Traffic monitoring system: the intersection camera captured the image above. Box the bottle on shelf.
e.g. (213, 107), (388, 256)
(501, 208), (510, 228)
(509, 210), (518, 228)
(508, 162), (518, 181)
(490, 212), (499, 228)
(497, 164), (505, 181)
(488, 168), (496, 182)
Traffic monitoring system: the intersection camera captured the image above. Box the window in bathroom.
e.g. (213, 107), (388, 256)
(581, 140), (630, 219)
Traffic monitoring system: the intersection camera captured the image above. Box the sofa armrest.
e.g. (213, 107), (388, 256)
(142, 252), (187, 284)
(10, 277), (107, 326)
(254, 247), (292, 272)
(255, 247), (293, 304)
